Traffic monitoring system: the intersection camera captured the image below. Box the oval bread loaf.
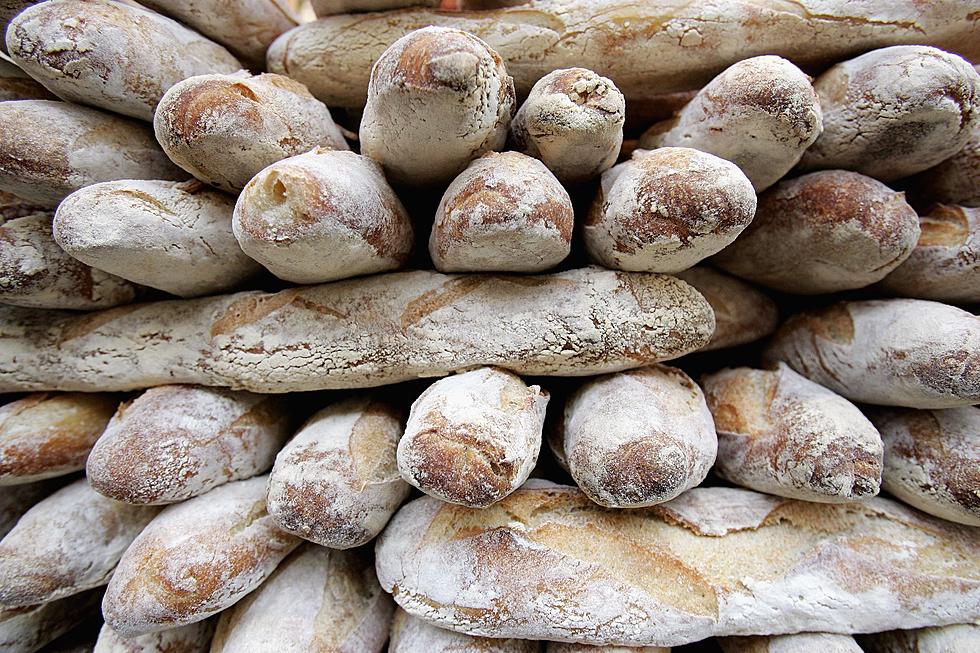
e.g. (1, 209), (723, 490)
(858, 624), (980, 653)
(674, 267), (778, 352)
(906, 119), (980, 208)
(94, 621), (214, 653)
(718, 633), (862, 653)
(390, 609), (540, 653)
(0, 587), (102, 653)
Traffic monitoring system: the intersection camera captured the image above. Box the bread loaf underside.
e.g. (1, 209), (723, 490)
(0, 268), (712, 393)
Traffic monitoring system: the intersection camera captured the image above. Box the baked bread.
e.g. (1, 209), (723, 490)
(546, 644), (669, 653)
(718, 633), (861, 653)
(0, 57), (55, 102)
(390, 609), (540, 652)
(906, 119), (980, 208)
(674, 267), (778, 352)
(93, 620), (214, 653)
(0, 191), (45, 224)
(0, 479), (57, 538)
(0, 587), (102, 653)
(313, 0), (440, 13)
(858, 624), (980, 653)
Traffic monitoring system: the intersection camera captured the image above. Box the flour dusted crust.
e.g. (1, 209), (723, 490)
(268, 397), (410, 548)
(94, 621), (215, 653)
(0, 57), (55, 102)
(210, 545), (393, 653)
(0, 587), (101, 653)
(0, 479), (56, 538)
(718, 633), (862, 653)
(390, 609), (539, 652)
(674, 267), (778, 352)
(859, 624), (980, 653)
(907, 120), (980, 208)
(546, 644), (669, 653)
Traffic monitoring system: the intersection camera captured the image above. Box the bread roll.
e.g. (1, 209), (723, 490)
(0, 57), (55, 101)
(359, 26), (515, 187)
(0, 478), (57, 538)
(0, 588), (102, 653)
(268, 397), (409, 548)
(511, 68), (625, 183)
(375, 482), (980, 647)
(559, 365), (715, 508)
(764, 300), (980, 409)
(0, 392), (117, 486)
(233, 149), (412, 284)
(869, 406), (980, 527)
(639, 56), (821, 192)
(718, 633), (861, 653)
(102, 475), (301, 636)
(154, 72), (348, 192)
(546, 645), (668, 653)
(87, 385), (291, 505)
(53, 180), (260, 298)
(210, 545), (393, 653)
(584, 148), (756, 273)
(702, 364), (882, 503)
(0, 478), (159, 607)
(430, 151), (573, 273)
(391, 609), (539, 652)
(93, 621), (214, 653)
(906, 120), (980, 208)
(0, 100), (185, 208)
(858, 624), (980, 653)
(674, 268), (777, 352)
(799, 46), (980, 181)
(6, 0), (241, 121)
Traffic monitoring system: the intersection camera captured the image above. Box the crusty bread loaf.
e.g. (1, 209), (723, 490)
(390, 609), (540, 652)
(0, 57), (55, 101)
(0, 392), (117, 485)
(359, 26), (515, 187)
(701, 364), (882, 503)
(558, 365), (715, 508)
(799, 46), (980, 181)
(53, 180), (260, 298)
(210, 545), (393, 653)
(639, 56), (821, 192)
(674, 268), (777, 352)
(94, 621), (214, 653)
(858, 624), (980, 653)
(6, 0), (241, 121)
(511, 68), (625, 183)
(763, 299), (980, 409)
(375, 482), (980, 647)
(102, 475), (301, 636)
(712, 171), (920, 294)
(0, 100), (185, 208)
(546, 644), (668, 653)
(268, 397), (410, 548)
(233, 149), (413, 284)
(430, 152), (572, 273)
(398, 367), (547, 507)
(718, 633), (861, 653)
(0, 477), (159, 607)
(0, 478), (56, 538)
(0, 587), (102, 653)
(154, 72), (349, 192)
(906, 120), (980, 208)
(585, 148), (756, 274)
(87, 385), (291, 505)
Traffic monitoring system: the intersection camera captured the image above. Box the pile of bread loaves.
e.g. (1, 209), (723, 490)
(1, 0), (979, 652)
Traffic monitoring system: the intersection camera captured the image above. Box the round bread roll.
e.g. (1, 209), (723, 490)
(713, 170), (920, 294)
(390, 609), (539, 652)
(859, 624), (980, 653)
(0, 57), (55, 102)
(584, 148), (757, 274)
(674, 267), (778, 352)
(430, 151), (573, 273)
(906, 117), (980, 208)
(93, 620), (215, 653)
(154, 72), (349, 192)
(718, 633), (862, 653)
(799, 45), (980, 181)
(511, 67), (625, 183)
(233, 149), (413, 284)
(359, 26), (515, 187)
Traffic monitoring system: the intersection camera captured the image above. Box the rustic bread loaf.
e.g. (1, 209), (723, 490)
(546, 644), (668, 653)
(210, 545), (393, 653)
(0, 478), (57, 538)
(718, 633), (861, 653)
(102, 475), (301, 636)
(0, 100), (185, 208)
(94, 621), (214, 653)
(0, 392), (117, 485)
(764, 299), (980, 409)
(87, 385), (291, 505)
(674, 268), (777, 352)
(154, 72), (349, 192)
(511, 68), (625, 183)
(701, 364), (882, 503)
(0, 57), (54, 101)
(0, 588), (102, 653)
(375, 482), (980, 647)
(906, 119), (980, 208)
(391, 609), (540, 652)
(559, 365), (715, 508)
(584, 148), (756, 273)
(359, 26), (515, 187)
(858, 624), (980, 653)
(233, 149), (413, 284)
(639, 56), (820, 192)
(430, 151), (573, 273)
(53, 180), (260, 298)
(6, 0), (241, 121)
(398, 367), (547, 508)
(268, 397), (410, 548)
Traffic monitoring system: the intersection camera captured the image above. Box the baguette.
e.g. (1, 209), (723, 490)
(0, 57), (55, 101)
(674, 268), (778, 352)
(0, 588), (102, 653)
(375, 482), (980, 647)
(906, 119), (980, 208)
(718, 633), (861, 653)
(858, 624), (980, 653)
(93, 621), (214, 653)
(390, 609), (540, 652)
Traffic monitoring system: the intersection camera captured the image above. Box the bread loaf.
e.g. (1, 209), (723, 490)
(0, 477), (159, 607)
(87, 385), (291, 505)
(718, 633), (861, 653)
(674, 268), (777, 352)
(511, 68), (625, 183)
(430, 152), (573, 273)
(558, 365), (715, 508)
(390, 609), (540, 652)
(906, 120), (980, 208)
(764, 300), (980, 409)
(154, 72), (349, 192)
(398, 367), (547, 508)
(375, 482), (980, 647)
(102, 475), (301, 636)
(93, 621), (214, 653)
(546, 644), (668, 653)
(858, 624), (980, 653)
(712, 170), (920, 294)
(0, 100), (185, 208)
(639, 56), (821, 192)
(53, 180), (260, 298)
(584, 148), (756, 273)
(268, 397), (410, 548)
(0, 478), (56, 538)
(701, 364), (882, 503)
(6, 0), (241, 121)
(0, 57), (55, 102)
(0, 588), (102, 653)
(0, 392), (117, 485)
(233, 149), (413, 284)
(359, 26), (515, 187)
(210, 545), (393, 653)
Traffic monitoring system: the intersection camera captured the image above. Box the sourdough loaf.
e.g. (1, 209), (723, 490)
(674, 268), (777, 352)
